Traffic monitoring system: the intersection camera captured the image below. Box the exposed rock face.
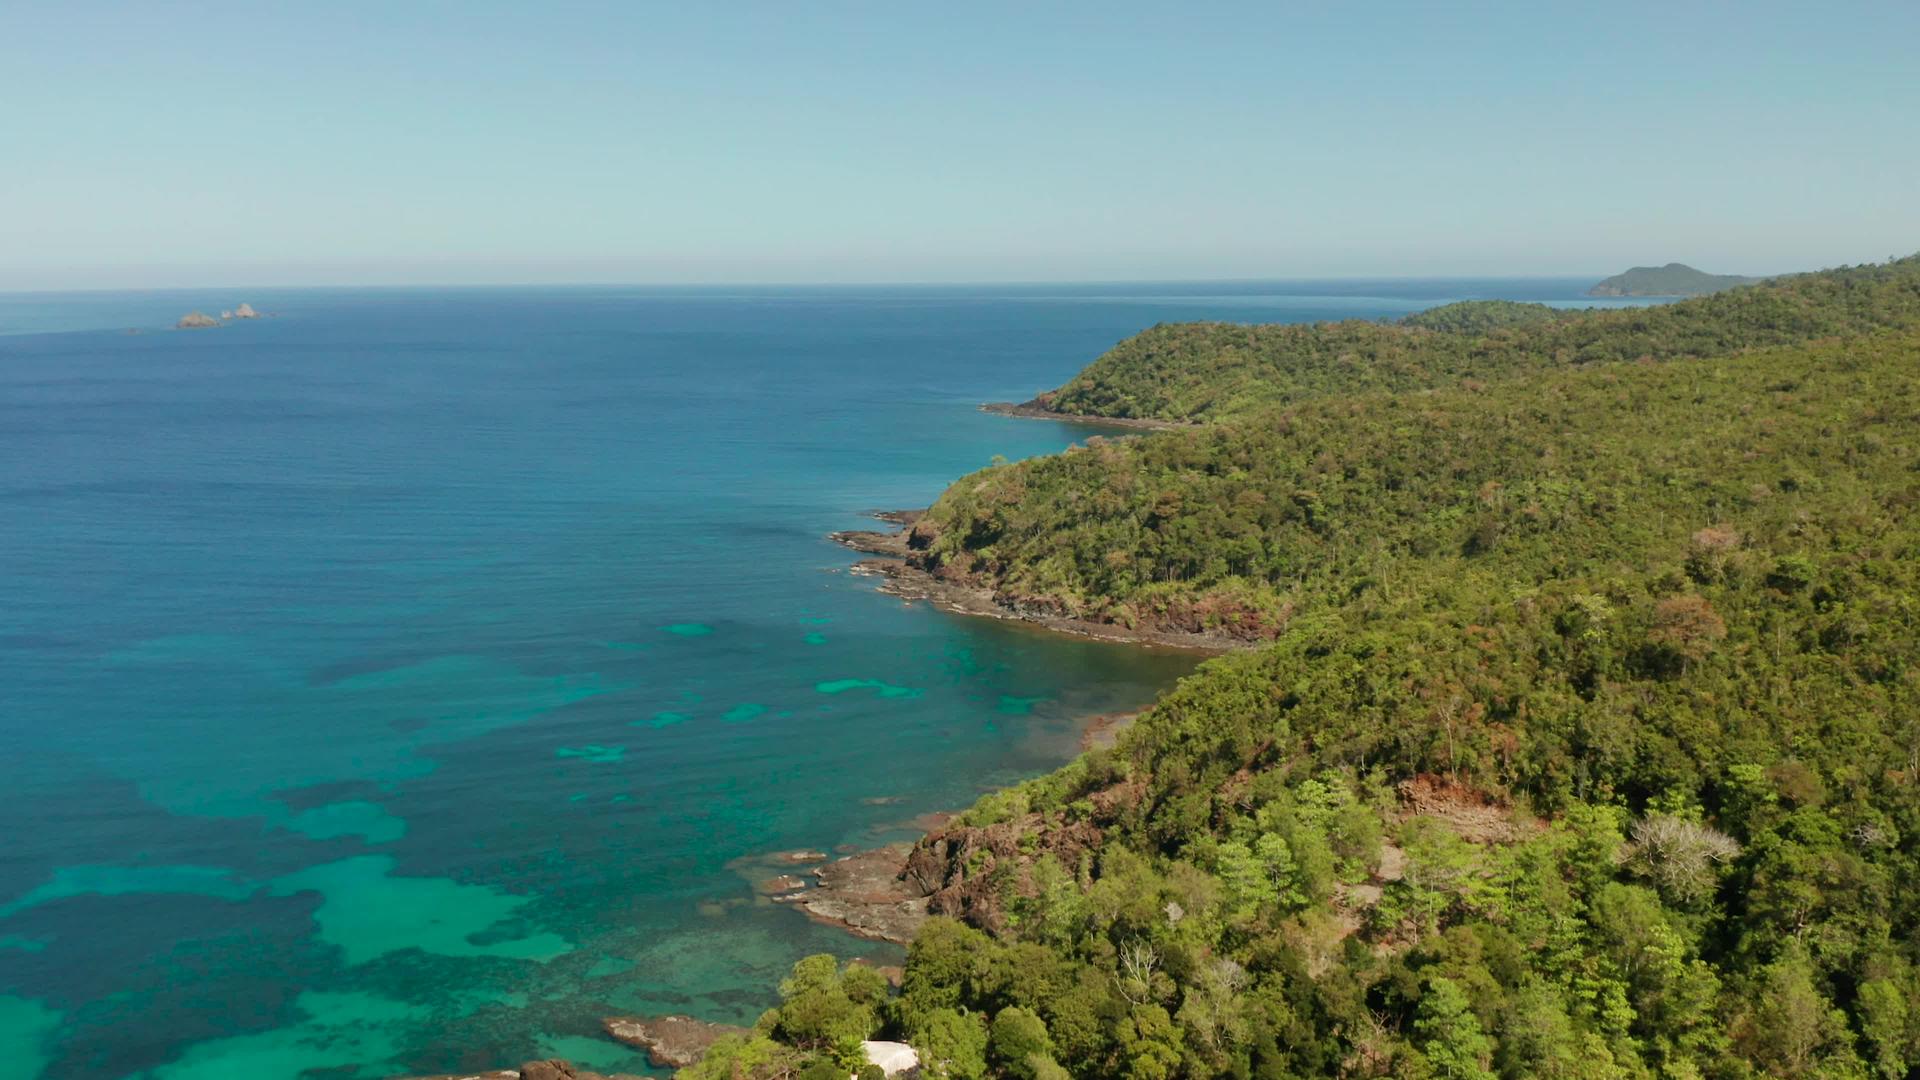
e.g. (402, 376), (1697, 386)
(1396, 774), (1545, 844)
(176, 311), (220, 329)
(769, 793), (1134, 942)
(906, 815), (1106, 936)
(602, 1015), (748, 1069)
(233, 302), (259, 318)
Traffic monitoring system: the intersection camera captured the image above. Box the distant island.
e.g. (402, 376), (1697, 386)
(1587, 262), (1760, 297)
(175, 302), (262, 329)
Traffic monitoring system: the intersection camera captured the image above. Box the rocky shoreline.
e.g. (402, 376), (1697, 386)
(1078, 709), (1140, 751)
(833, 511), (1243, 652)
(412, 506), (1186, 1079)
(767, 843), (930, 943)
(979, 399), (1187, 431)
(756, 771), (1124, 947)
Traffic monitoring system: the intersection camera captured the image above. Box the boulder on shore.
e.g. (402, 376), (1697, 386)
(602, 1015), (748, 1069)
(176, 311), (220, 329)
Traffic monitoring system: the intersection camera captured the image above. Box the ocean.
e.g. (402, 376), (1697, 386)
(0, 278), (1648, 1078)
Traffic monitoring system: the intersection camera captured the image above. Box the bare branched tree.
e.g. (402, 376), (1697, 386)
(1115, 938), (1160, 1005)
(1624, 815), (1741, 903)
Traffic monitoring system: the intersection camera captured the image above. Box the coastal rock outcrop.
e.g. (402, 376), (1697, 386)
(981, 397), (1182, 430)
(834, 514), (1241, 650)
(176, 311), (220, 329)
(602, 1015), (748, 1069)
(906, 814), (1107, 936)
(765, 796), (1127, 943)
(233, 302), (259, 318)
(776, 843), (929, 943)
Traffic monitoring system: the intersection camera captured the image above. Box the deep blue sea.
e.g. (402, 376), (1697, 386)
(0, 278), (1651, 1079)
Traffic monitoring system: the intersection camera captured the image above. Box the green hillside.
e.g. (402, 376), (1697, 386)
(1397, 299), (1566, 334)
(1026, 257), (1920, 422)
(689, 258), (1920, 1080)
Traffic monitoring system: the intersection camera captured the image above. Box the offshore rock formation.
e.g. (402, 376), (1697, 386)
(178, 304), (260, 329)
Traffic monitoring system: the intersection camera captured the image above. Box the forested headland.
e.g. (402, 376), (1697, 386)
(1587, 264), (1763, 298)
(1024, 262), (1919, 422)
(687, 257), (1920, 1080)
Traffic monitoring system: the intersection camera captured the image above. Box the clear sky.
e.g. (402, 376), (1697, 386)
(4, 1), (1917, 288)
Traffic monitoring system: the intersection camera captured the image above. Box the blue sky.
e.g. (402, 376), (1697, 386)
(4, 1), (1916, 288)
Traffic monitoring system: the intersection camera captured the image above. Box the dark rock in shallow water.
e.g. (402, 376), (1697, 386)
(518, 1062), (614, 1080)
(176, 311), (220, 329)
(757, 872), (808, 894)
(603, 1015), (749, 1069)
(395, 1059), (642, 1080)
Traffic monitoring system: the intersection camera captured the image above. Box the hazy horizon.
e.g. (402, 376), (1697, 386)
(5, 1), (1916, 290)
(8, 239), (1900, 297)
(0, 268), (1671, 297)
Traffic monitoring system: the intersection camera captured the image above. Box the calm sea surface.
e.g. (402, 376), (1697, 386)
(0, 279), (1649, 1078)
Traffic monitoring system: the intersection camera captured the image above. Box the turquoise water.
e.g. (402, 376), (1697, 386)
(0, 280), (1638, 1078)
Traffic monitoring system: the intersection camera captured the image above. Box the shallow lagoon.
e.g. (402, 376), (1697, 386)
(0, 279), (1634, 1077)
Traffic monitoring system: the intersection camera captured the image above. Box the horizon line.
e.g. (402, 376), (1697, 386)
(0, 271), (1653, 298)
